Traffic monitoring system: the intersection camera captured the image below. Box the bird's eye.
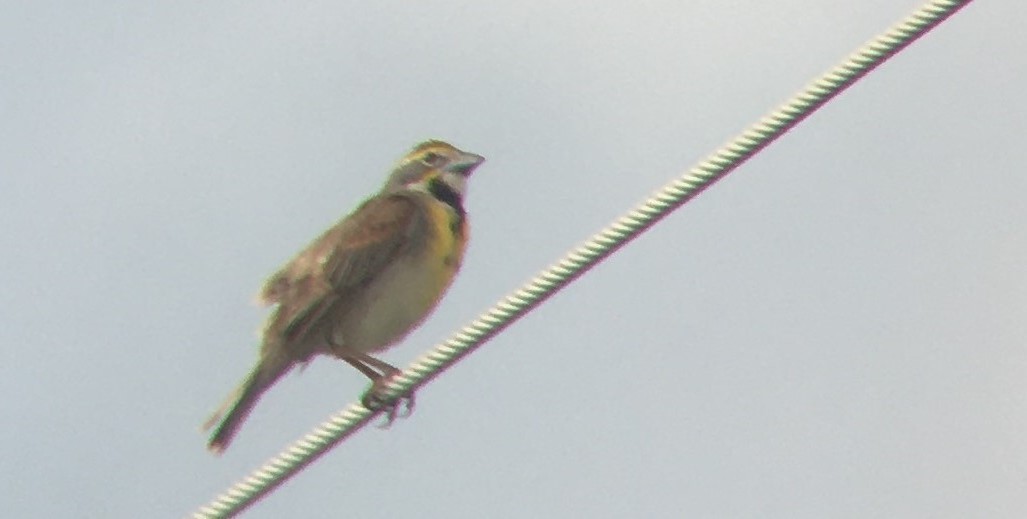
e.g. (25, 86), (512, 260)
(420, 151), (445, 167)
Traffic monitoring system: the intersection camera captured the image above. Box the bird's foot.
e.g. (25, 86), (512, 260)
(360, 374), (416, 428)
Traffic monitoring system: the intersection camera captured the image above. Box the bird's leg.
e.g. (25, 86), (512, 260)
(347, 353), (416, 427)
(326, 330), (415, 426)
(341, 355), (384, 380)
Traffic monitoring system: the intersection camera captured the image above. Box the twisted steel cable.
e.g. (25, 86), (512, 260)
(192, 1), (973, 516)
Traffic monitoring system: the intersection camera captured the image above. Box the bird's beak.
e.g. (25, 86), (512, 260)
(445, 152), (486, 176)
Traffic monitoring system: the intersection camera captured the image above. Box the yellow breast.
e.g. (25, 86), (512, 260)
(336, 198), (467, 353)
(422, 194), (468, 278)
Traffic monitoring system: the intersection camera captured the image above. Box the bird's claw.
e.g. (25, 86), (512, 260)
(361, 376), (416, 428)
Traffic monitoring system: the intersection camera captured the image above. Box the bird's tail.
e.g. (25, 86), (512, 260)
(203, 355), (293, 454)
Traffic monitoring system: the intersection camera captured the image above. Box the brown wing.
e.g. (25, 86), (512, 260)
(258, 194), (428, 354)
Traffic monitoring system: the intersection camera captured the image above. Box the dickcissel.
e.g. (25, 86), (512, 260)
(204, 140), (485, 453)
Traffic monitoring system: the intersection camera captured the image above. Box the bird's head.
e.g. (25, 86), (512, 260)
(382, 140), (485, 202)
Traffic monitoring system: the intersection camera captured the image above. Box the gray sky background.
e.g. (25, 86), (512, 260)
(3, 1), (1025, 517)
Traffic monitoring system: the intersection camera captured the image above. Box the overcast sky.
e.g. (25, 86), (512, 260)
(3, 1), (1026, 518)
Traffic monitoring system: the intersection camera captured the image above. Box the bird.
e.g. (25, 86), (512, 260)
(203, 140), (485, 453)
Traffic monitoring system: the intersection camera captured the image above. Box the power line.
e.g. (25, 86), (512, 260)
(190, 1), (974, 516)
